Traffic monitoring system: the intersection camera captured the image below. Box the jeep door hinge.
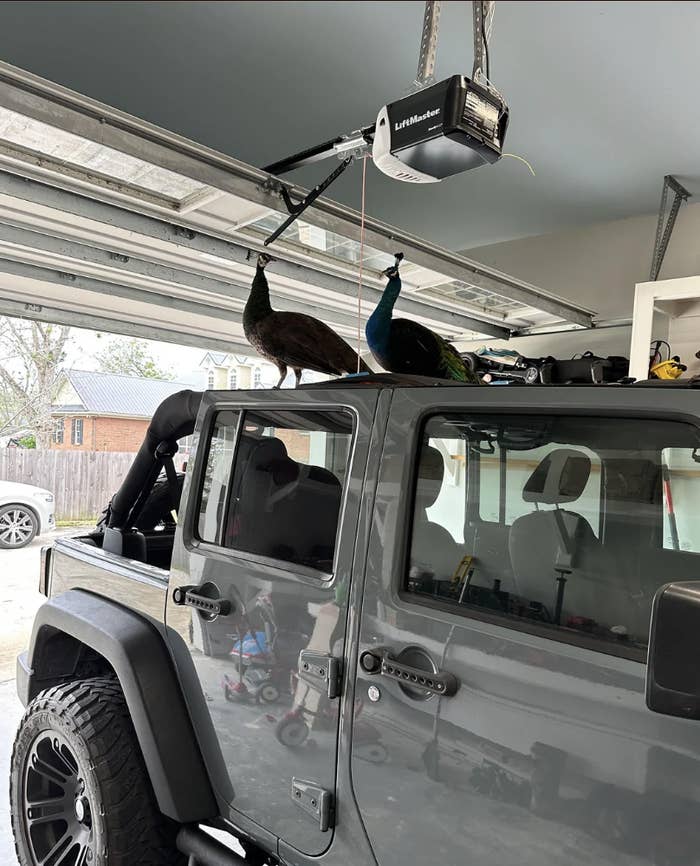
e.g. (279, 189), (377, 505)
(291, 779), (334, 832)
(298, 651), (342, 699)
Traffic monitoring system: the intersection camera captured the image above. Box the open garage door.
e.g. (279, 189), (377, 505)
(0, 61), (594, 354)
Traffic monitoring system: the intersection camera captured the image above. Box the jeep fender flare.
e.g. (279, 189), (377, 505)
(17, 589), (217, 823)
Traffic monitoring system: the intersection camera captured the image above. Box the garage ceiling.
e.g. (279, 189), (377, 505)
(0, 1), (697, 250)
(0, 60), (593, 354)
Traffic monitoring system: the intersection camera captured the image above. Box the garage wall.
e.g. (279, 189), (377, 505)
(458, 199), (700, 370)
(668, 300), (700, 377)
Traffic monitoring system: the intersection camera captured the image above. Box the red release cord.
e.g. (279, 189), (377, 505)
(356, 155), (368, 372)
(663, 478), (675, 516)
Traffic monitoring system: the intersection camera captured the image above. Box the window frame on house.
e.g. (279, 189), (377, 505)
(71, 417), (84, 446)
(53, 418), (64, 445)
(207, 370), (215, 390)
(228, 369), (238, 390)
(253, 367), (262, 388)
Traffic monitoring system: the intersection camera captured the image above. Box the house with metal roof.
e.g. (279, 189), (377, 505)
(50, 369), (188, 452)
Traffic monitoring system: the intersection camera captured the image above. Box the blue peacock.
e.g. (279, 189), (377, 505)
(365, 253), (481, 383)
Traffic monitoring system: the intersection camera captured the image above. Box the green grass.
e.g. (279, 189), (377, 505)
(55, 519), (97, 528)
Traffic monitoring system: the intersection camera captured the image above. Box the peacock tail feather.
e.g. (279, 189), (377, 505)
(439, 340), (480, 384)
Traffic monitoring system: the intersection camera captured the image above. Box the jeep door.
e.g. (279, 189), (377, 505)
(353, 385), (700, 866)
(166, 386), (381, 857)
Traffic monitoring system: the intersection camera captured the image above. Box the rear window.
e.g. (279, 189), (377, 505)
(407, 414), (700, 653)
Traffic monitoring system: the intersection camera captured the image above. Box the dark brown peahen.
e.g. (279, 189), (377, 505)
(243, 254), (372, 387)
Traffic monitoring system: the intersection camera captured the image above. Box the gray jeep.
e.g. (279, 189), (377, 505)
(9, 375), (700, 866)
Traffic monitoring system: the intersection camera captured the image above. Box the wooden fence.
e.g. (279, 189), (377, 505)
(0, 449), (134, 522)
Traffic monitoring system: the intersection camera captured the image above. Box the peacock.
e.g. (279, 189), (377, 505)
(243, 254), (372, 387)
(365, 254), (481, 384)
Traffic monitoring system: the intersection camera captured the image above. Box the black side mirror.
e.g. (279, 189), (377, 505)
(647, 581), (700, 720)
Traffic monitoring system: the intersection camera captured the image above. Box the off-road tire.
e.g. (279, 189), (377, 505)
(10, 676), (185, 866)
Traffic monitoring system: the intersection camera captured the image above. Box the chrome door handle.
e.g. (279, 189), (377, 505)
(172, 585), (232, 618)
(359, 649), (458, 697)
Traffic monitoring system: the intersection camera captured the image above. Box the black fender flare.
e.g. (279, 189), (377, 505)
(18, 589), (217, 823)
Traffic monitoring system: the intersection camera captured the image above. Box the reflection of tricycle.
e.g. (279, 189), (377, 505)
(275, 695), (388, 764)
(273, 599), (388, 763)
(222, 595), (311, 704)
(222, 628), (287, 704)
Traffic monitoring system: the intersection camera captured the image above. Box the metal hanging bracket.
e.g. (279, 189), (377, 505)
(413, 1), (442, 90)
(649, 174), (691, 281)
(472, 1), (491, 78)
(264, 156), (354, 247)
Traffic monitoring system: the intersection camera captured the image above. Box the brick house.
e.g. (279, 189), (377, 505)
(51, 370), (188, 452)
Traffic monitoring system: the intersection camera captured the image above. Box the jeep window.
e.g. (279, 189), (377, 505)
(407, 414), (700, 654)
(198, 408), (353, 573)
(198, 410), (240, 543)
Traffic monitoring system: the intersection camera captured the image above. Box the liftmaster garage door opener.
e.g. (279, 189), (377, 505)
(372, 74), (508, 184)
(261, 2), (507, 242)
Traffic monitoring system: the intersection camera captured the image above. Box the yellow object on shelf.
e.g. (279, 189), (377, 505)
(650, 359), (686, 380)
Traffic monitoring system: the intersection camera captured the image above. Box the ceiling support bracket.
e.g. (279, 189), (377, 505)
(413, 1), (442, 90)
(649, 174), (691, 281)
(264, 156), (353, 247)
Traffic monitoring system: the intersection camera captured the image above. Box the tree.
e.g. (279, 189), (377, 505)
(0, 317), (72, 449)
(95, 337), (173, 380)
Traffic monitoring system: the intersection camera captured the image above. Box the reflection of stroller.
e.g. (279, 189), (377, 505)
(222, 595), (310, 705)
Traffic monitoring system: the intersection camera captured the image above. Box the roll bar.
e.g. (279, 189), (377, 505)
(107, 390), (203, 530)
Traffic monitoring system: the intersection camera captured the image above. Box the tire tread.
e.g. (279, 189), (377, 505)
(10, 675), (184, 866)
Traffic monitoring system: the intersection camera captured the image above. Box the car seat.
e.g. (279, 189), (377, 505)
(228, 435), (342, 571)
(508, 448), (616, 630)
(410, 445), (462, 587)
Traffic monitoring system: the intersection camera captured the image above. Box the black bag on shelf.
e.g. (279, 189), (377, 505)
(548, 351), (630, 384)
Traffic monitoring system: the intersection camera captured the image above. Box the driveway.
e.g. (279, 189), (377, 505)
(0, 528), (90, 865)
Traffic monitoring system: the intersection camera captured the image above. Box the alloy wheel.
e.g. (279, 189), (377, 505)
(21, 730), (94, 866)
(0, 508), (35, 547)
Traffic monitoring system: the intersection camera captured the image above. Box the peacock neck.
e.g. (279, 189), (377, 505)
(244, 266), (274, 330)
(366, 277), (401, 354)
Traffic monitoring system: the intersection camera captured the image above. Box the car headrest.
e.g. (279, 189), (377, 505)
(248, 437), (301, 487)
(523, 448), (591, 505)
(251, 437), (288, 469)
(416, 445), (445, 509)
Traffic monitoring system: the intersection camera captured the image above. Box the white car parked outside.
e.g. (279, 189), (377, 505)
(0, 481), (55, 549)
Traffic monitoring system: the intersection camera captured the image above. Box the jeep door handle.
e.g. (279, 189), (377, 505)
(172, 585), (232, 618)
(359, 649), (458, 697)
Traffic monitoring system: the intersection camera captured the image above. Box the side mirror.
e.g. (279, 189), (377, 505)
(646, 581), (700, 720)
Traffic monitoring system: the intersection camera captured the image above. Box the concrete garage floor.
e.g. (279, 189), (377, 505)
(0, 528), (90, 865)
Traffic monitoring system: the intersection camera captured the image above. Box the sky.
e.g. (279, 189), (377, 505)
(63, 326), (210, 387)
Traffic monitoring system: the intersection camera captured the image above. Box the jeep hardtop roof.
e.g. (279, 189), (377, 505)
(297, 373), (700, 390)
